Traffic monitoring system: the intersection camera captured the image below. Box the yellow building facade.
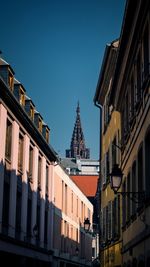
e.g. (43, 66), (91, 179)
(110, 1), (150, 266)
(94, 40), (122, 267)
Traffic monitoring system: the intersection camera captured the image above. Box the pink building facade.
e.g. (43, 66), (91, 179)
(0, 58), (93, 266)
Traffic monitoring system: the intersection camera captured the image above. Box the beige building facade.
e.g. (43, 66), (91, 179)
(0, 57), (93, 266)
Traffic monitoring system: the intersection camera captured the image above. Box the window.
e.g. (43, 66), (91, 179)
(71, 191), (73, 213)
(65, 184), (67, 214)
(18, 133), (24, 172)
(38, 156), (42, 190)
(64, 221), (67, 252)
(125, 91), (129, 134)
(8, 71), (14, 90)
(15, 187), (22, 239)
(30, 105), (34, 120)
(130, 74), (135, 118)
(62, 181), (64, 211)
(76, 197), (78, 217)
(46, 128), (49, 143)
(108, 201), (111, 240)
(113, 195), (120, 239)
(138, 146), (144, 195)
(2, 169), (10, 234)
(101, 155), (107, 185)
(106, 150), (109, 181)
(39, 118), (42, 133)
(136, 50), (142, 103)
(81, 201), (83, 223)
(76, 228), (78, 242)
(143, 23), (149, 80)
(46, 165), (49, 196)
(44, 206), (48, 245)
(122, 180), (126, 227)
(145, 130), (150, 198)
(88, 208), (90, 221)
(28, 145), (33, 181)
(121, 108), (125, 145)
(19, 87), (25, 106)
(102, 207), (106, 241)
(36, 194), (40, 240)
(112, 137), (117, 167)
(127, 173), (131, 221)
(5, 119), (12, 161)
(27, 186), (33, 241)
(103, 93), (110, 132)
(132, 161), (137, 215)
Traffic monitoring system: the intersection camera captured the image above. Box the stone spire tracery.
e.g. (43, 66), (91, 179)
(66, 102), (90, 159)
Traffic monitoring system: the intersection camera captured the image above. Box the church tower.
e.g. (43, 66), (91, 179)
(66, 102), (90, 159)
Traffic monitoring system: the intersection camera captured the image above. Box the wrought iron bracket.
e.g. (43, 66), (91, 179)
(115, 191), (145, 203)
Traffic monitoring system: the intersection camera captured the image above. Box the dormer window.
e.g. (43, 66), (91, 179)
(8, 70), (14, 91)
(39, 118), (42, 133)
(34, 112), (43, 133)
(0, 58), (15, 89)
(25, 97), (35, 121)
(30, 105), (34, 121)
(19, 87), (25, 106)
(42, 124), (50, 143)
(46, 128), (49, 143)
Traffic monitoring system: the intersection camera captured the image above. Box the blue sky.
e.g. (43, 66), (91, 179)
(1, 0), (126, 159)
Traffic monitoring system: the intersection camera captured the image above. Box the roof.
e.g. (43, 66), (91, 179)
(60, 157), (78, 169)
(94, 39), (119, 106)
(0, 57), (15, 74)
(71, 175), (99, 197)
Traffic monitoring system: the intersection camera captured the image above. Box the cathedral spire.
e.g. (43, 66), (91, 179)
(77, 101), (80, 114)
(66, 103), (90, 159)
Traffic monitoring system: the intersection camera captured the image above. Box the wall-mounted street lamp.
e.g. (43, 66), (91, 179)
(75, 247), (79, 256)
(33, 224), (38, 238)
(110, 164), (145, 203)
(84, 218), (91, 232)
(110, 164), (123, 193)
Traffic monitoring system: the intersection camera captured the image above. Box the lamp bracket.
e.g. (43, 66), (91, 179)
(112, 143), (122, 151)
(116, 191), (145, 203)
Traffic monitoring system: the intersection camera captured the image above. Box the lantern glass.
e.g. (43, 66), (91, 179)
(110, 164), (123, 193)
(84, 218), (90, 232)
(33, 224), (38, 237)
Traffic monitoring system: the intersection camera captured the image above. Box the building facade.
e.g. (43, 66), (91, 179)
(94, 40), (122, 267)
(60, 157), (99, 176)
(94, 0), (150, 266)
(110, 0), (150, 266)
(0, 57), (93, 266)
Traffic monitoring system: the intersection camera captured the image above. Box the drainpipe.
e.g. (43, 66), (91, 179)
(94, 100), (102, 264)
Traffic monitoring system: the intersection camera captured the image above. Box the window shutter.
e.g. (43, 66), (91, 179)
(109, 143), (112, 173)
(117, 194), (120, 238)
(106, 206), (108, 240)
(101, 159), (104, 185)
(100, 209), (103, 239)
(108, 201), (111, 240)
(104, 154), (107, 184)
(116, 131), (120, 164)
(103, 207), (106, 241)
(110, 201), (113, 239)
